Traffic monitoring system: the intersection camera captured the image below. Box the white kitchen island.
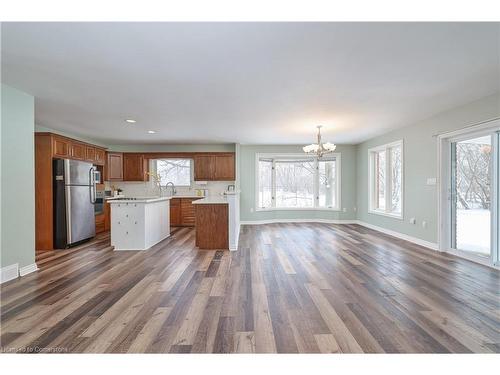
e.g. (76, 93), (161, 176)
(108, 197), (171, 250)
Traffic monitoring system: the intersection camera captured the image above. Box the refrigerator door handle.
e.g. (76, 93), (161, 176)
(89, 167), (97, 204)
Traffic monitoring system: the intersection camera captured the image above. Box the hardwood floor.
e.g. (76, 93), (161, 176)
(1, 223), (499, 353)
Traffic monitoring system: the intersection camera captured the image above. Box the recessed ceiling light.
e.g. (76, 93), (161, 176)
(125, 119), (136, 123)
(147, 130), (156, 134)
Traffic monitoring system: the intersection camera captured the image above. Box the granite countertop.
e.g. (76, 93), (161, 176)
(191, 196), (229, 205)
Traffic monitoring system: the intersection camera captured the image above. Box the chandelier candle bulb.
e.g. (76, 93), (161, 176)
(303, 125), (336, 158)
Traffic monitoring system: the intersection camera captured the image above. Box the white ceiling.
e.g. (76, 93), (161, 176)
(2, 22), (499, 145)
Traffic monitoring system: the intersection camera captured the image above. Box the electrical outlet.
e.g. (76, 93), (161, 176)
(250, 207), (254, 213)
(422, 220), (427, 228)
(353, 207), (357, 212)
(343, 207), (347, 212)
(409, 218), (416, 224)
(426, 178), (437, 186)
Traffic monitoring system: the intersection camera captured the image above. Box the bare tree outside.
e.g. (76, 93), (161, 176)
(319, 159), (336, 208)
(275, 160), (314, 207)
(376, 150), (386, 210)
(258, 159), (273, 208)
(156, 159), (191, 186)
(391, 146), (402, 213)
(257, 157), (338, 209)
(456, 140), (491, 210)
(454, 135), (492, 255)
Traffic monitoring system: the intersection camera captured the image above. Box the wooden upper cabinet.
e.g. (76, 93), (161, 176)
(47, 133), (106, 165)
(106, 152), (123, 181)
(52, 136), (70, 158)
(85, 145), (96, 162)
(123, 153), (149, 181)
(194, 153), (235, 181)
(94, 148), (106, 165)
(194, 155), (215, 180)
(71, 142), (86, 160)
(214, 154), (235, 180)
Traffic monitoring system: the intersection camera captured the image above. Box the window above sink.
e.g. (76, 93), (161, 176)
(153, 158), (192, 187)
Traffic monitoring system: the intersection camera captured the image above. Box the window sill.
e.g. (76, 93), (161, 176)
(368, 209), (403, 220)
(256, 207), (342, 212)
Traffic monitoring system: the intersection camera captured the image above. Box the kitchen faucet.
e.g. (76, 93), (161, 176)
(165, 181), (176, 196)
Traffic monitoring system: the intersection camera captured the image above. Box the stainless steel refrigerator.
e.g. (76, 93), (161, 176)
(53, 159), (97, 248)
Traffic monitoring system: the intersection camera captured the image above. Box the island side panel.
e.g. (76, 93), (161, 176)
(144, 199), (170, 248)
(110, 202), (146, 250)
(195, 204), (228, 249)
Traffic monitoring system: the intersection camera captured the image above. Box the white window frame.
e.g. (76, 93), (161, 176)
(437, 118), (500, 269)
(255, 153), (341, 211)
(368, 140), (404, 219)
(152, 158), (193, 187)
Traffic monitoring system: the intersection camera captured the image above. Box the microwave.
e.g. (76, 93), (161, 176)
(93, 170), (101, 184)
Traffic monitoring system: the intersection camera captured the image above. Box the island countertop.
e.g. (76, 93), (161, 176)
(107, 196), (172, 204)
(191, 196), (229, 205)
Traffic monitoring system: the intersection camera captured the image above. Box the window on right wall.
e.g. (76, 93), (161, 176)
(368, 140), (403, 218)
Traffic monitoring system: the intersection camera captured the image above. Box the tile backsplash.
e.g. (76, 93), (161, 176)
(105, 180), (234, 198)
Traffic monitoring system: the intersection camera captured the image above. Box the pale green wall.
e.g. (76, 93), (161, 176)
(235, 143), (241, 191)
(1, 85), (36, 268)
(239, 144), (357, 222)
(356, 93), (500, 244)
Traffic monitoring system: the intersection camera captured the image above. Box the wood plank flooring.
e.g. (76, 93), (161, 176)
(1, 223), (499, 353)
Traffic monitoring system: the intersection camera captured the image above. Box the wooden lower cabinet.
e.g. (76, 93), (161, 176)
(104, 202), (111, 231)
(170, 198), (181, 226)
(180, 198), (196, 226)
(195, 204), (228, 249)
(170, 198), (201, 227)
(95, 213), (105, 234)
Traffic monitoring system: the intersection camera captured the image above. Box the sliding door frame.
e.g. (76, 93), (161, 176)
(437, 118), (500, 268)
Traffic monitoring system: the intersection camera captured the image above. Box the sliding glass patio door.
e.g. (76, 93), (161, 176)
(449, 130), (499, 265)
(451, 134), (493, 256)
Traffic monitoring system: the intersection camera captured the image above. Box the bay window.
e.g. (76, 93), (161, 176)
(368, 140), (403, 218)
(256, 153), (341, 210)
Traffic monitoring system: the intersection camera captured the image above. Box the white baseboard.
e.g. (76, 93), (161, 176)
(0, 263), (19, 284)
(240, 218), (357, 225)
(19, 263), (39, 277)
(239, 218), (438, 251)
(355, 220), (439, 251)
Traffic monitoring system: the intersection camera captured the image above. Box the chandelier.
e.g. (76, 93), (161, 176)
(303, 125), (336, 158)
